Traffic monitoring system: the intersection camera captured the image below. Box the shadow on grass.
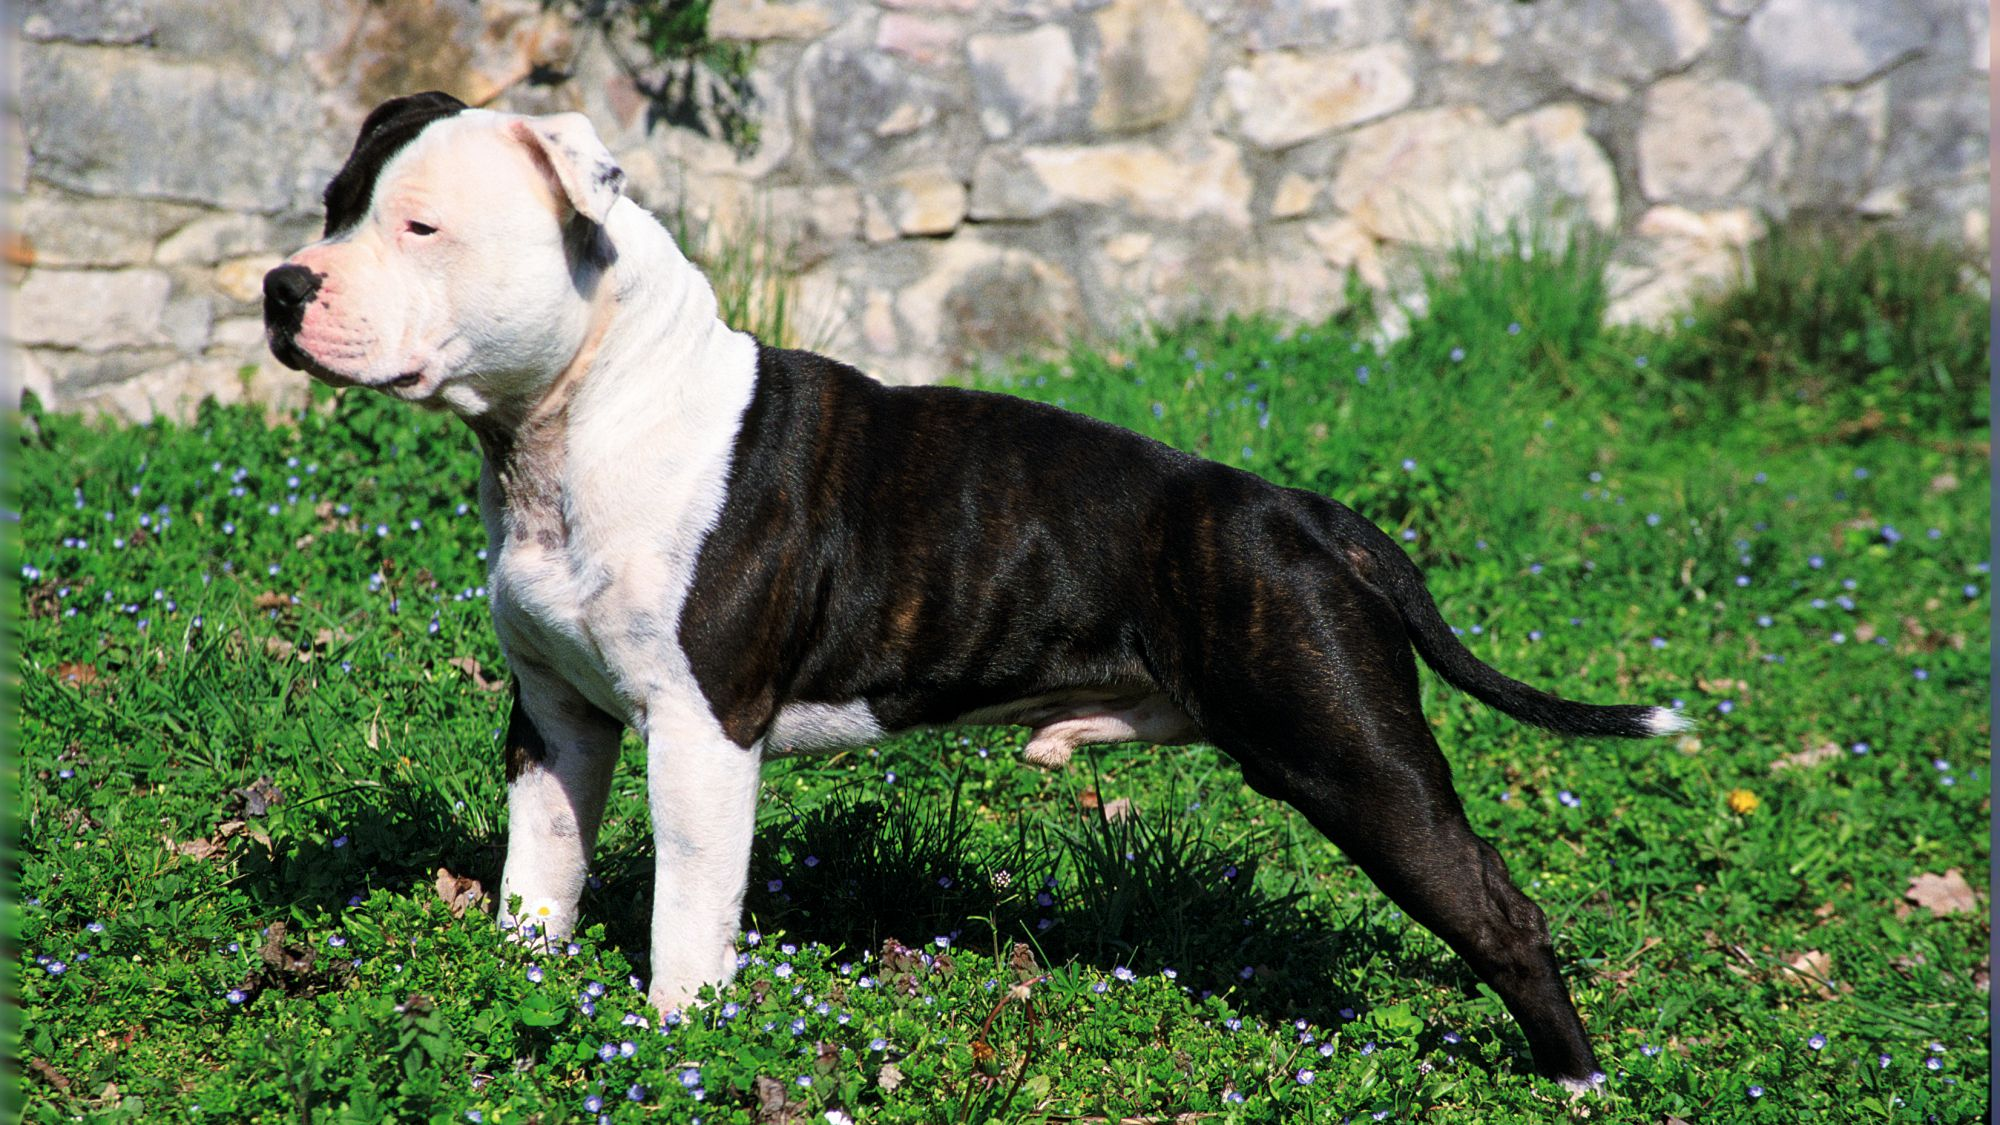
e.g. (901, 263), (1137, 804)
(230, 760), (1524, 1071)
(232, 781), (504, 919)
(582, 782), (1498, 1042)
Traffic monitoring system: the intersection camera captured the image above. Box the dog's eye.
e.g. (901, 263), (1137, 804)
(405, 220), (438, 237)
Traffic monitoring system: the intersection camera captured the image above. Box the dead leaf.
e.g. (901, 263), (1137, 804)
(263, 637), (299, 662)
(228, 777), (284, 817)
(26, 1056), (70, 1092)
(752, 1075), (807, 1125)
(876, 1063), (903, 1092)
(1078, 787), (1100, 811)
(1784, 949), (1835, 998)
(447, 656), (507, 692)
(434, 867), (487, 919)
(1696, 676), (1748, 695)
(52, 661), (100, 687)
(1101, 796), (1133, 823)
(1771, 741), (1843, 773)
(253, 592), (293, 611)
(1906, 869), (1979, 917)
(165, 834), (224, 861)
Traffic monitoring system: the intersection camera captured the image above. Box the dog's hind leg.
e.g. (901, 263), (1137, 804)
(1189, 606), (1604, 1086)
(498, 670), (624, 946)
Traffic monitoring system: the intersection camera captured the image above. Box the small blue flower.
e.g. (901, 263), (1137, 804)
(1360, 1042), (1375, 1055)
(1113, 966), (1135, 982)
(1558, 790), (1580, 808)
(1402, 459), (1417, 472)
(1924, 1057), (1942, 1071)
(1807, 1034), (1826, 1050)
(598, 1043), (619, 1061)
(680, 1068), (702, 1088)
(626, 1084), (646, 1102)
(1640, 1043), (1660, 1057)
(868, 1038), (887, 1052)
(585, 1095), (604, 1112)
(1748, 1086), (1763, 1099)
(226, 989), (246, 1005)
(1296, 1069), (1316, 1084)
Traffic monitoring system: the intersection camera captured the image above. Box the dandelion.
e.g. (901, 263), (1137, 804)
(1727, 789), (1760, 814)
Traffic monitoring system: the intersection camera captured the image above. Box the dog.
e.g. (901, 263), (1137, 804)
(264, 92), (1686, 1088)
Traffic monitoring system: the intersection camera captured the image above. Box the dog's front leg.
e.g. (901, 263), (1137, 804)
(643, 709), (762, 1014)
(496, 671), (623, 945)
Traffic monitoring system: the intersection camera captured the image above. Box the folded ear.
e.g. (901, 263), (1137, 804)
(510, 113), (625, 226)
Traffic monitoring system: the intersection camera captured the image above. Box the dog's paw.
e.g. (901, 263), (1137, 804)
(1558, 1071), (1608, 1100)
(1021, 736), (1076, 769)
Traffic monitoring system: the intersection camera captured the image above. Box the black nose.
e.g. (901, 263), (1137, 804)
(262, 264), (321, 318)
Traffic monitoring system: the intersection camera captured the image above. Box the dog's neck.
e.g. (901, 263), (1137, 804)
(469, 201), (758, 551)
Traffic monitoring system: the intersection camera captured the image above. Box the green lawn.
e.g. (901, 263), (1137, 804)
(14, 230), (1989, 1122)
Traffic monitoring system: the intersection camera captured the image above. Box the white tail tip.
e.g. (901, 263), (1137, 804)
(1644, 707), (1695, 736)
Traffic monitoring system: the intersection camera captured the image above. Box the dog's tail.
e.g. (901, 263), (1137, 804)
(1371, 534), (1691, 739)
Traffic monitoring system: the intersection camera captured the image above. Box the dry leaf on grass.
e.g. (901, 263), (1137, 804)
(165, 835), (224, 861)
(447, 656), (507, 692)
(1905, 869), (1979, 917)
(434, 867), (487, 918)
(52, 661), (99, 687)
(1783, 949), (1836, 998)
(253, 591), (293, 611)
(1771, 741), (1843, 773)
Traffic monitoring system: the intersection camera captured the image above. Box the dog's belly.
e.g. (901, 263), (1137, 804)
(764, 685), (1200, 767)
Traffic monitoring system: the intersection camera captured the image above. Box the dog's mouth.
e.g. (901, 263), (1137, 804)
(268, 333), (426, 395)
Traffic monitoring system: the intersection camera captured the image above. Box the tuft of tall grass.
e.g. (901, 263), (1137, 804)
(1650, 220), (1989, 428)
(664, 196), (802, 348)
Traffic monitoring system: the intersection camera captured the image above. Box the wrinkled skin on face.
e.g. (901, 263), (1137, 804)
(266, 110), (613, 423)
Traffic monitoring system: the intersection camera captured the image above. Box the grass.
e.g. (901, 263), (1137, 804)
(13, 226), (1989, 1123)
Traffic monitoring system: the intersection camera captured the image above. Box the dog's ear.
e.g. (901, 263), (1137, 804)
(511, 113), (625, 227)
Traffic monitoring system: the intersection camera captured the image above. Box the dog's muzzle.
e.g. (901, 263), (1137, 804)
(262, 263), (322, 373)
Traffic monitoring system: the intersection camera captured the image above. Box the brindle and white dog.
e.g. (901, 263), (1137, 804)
(264, 92), (1687, 1088)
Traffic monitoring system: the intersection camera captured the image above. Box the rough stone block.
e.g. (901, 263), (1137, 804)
(24, 45), (322, 212)
(1234, 0), (1399, 50)
(1638, 78), (1778, 202)
(1527, 0), (1710, 102)
(876, 11), (962, 67)
(12, 192), (204, 268)
(13, 267), (173, 351)
(707, 0), (835, 42)
(1223, 42), (1414, 149)
(1747, 0), (1932, 85)
(1334, 105), (1615, 246)
(1091, 0), (1212, 132)
(1019, 139), (1252, 226)
(968, 24), (1083, 140)
(886, 166), (968, 236)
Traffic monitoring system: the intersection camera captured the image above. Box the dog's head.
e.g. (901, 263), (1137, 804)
(263, 93), (625, 419)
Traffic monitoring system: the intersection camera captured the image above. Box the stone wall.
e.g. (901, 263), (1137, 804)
(7, 0), (1989, 418)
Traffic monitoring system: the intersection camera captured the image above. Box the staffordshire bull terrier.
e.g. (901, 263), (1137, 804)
(265, 92), (1688, 1088)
